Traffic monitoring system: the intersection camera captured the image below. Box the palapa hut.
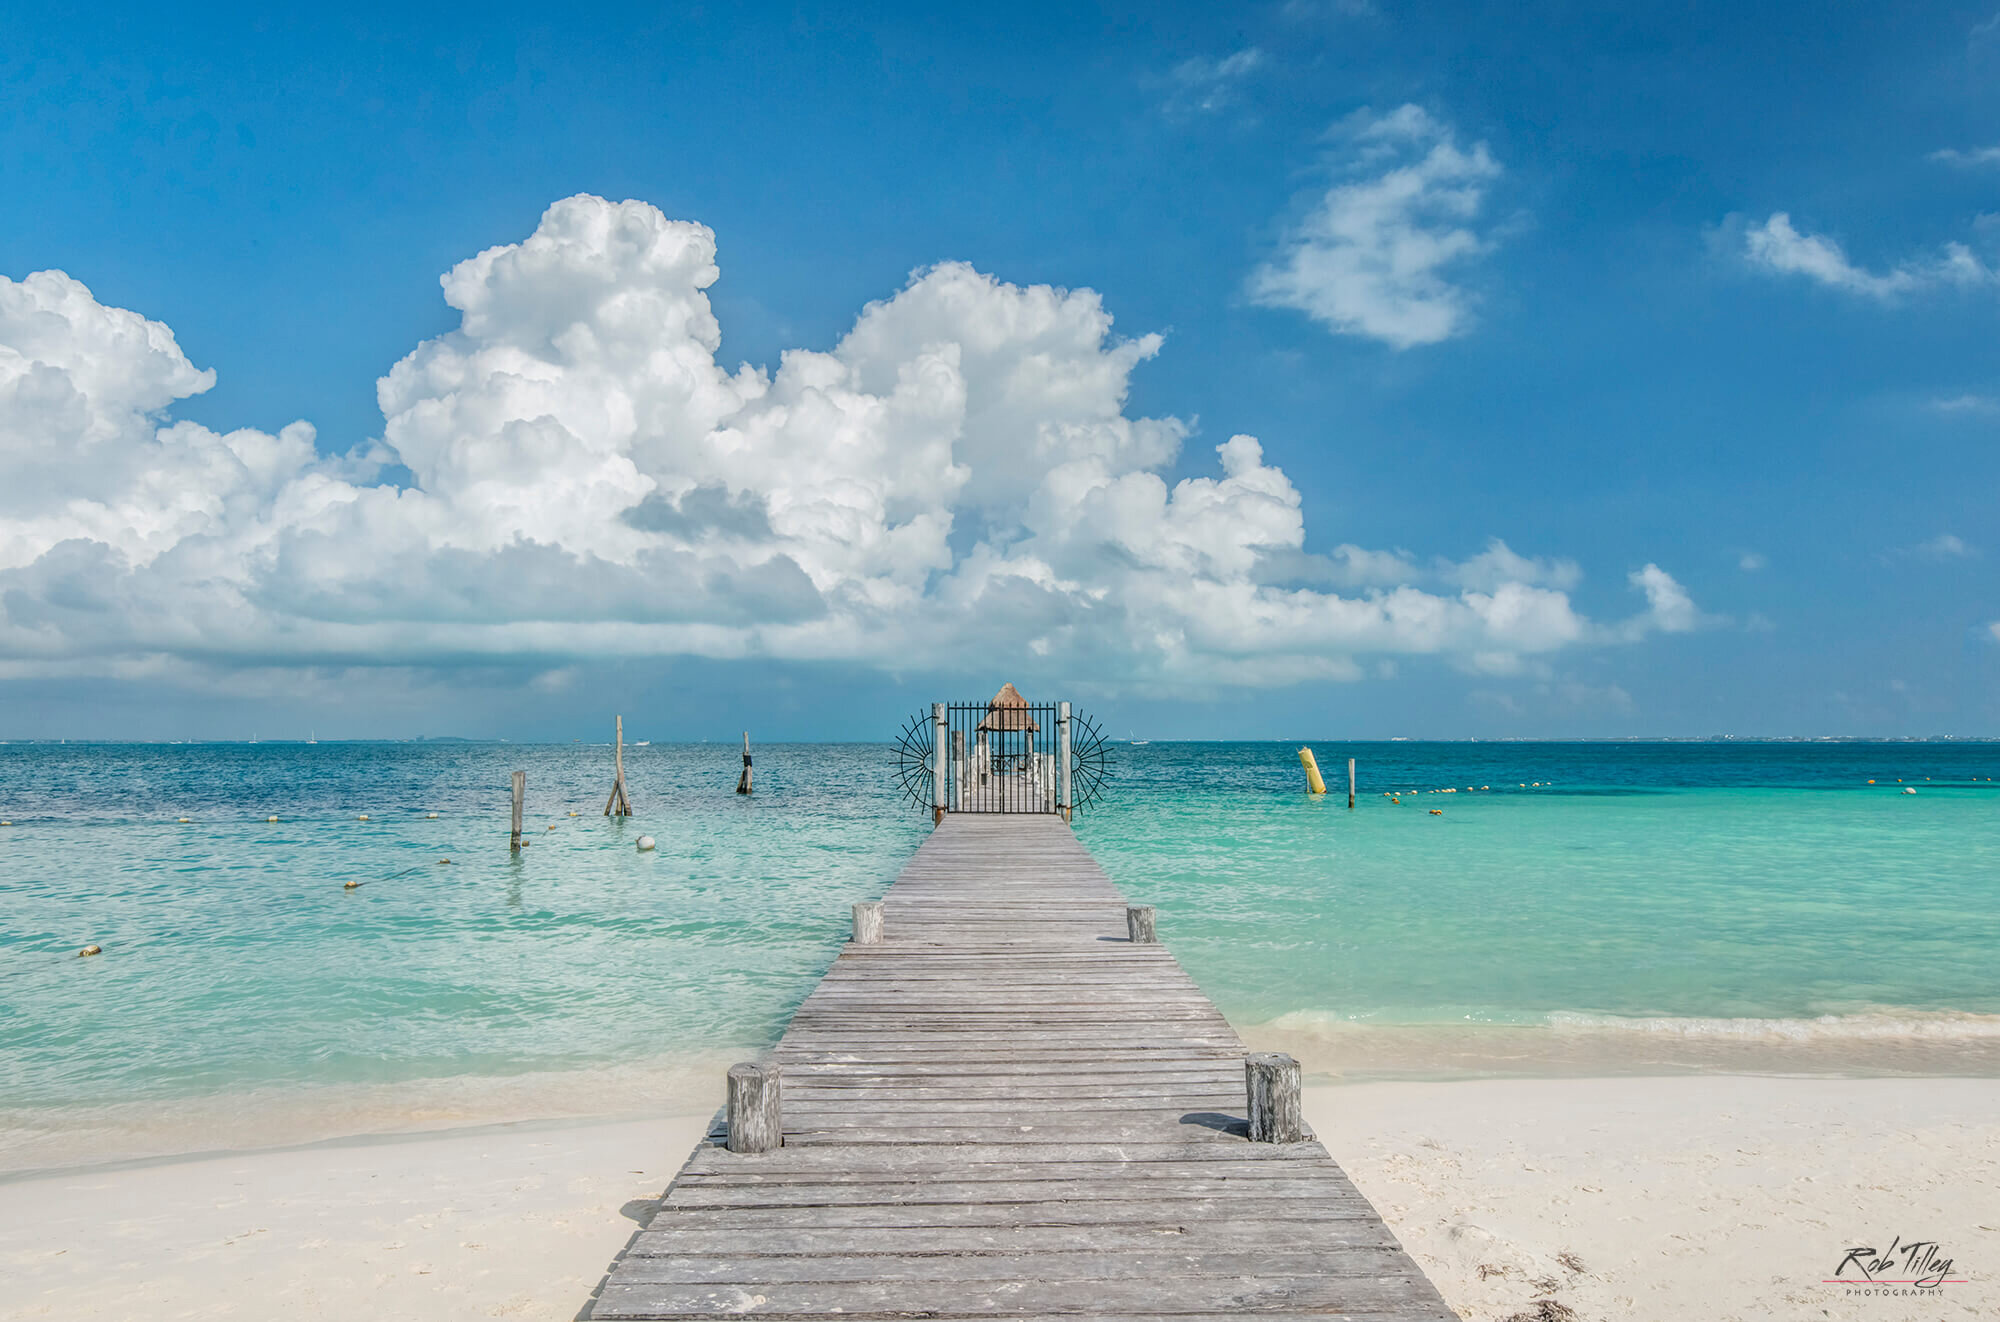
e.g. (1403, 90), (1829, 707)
(969, 682), (1039, 787)
(976, 682), (1039, 733)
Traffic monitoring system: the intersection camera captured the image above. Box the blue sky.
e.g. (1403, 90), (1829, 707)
(1, 1), (1996, 739)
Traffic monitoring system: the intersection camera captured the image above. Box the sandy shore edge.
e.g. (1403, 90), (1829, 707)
(2, 1076), (1995, 1321)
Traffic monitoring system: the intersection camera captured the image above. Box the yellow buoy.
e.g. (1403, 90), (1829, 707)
(178, 817), (190, 823)
(1429, 808), (1443, 816)
(438, 857), (451, 865)
(357, 814), (369, 821)
(266, 815), (279, 822)
(78, 944), (101, 957)
(343, 880), (363, 890)
(1297, 747), (1327, 795)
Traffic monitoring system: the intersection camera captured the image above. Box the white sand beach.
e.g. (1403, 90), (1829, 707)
(2, 1076), (1994, 1321)
(1316, 1076), (1999, 1321)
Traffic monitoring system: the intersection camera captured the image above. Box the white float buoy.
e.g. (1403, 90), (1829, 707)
(636, 835), (656, 852)
(1902, 787), (1917, 794)
(426, 812), (439, 819)
(78, 944), (101, 957)
(266, 815), (279, 822)
(357, 814), (369, 821)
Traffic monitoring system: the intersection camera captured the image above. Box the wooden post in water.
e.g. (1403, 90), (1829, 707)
(736, 733), (752, 795)
(1126, 904), (1157, 944)
(852, 901), (884, 944)
(1348, 757), (1357, 810)
(510, 770), (525, 851)
(931, 703), (946, 825)
(1057, 701), (1073, 822)
(1246, 1052), (1303, 1143)
(604, 715), (632, 816)
(725, 1062), (781, 1154)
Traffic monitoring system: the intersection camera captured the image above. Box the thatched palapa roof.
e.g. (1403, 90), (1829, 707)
(977, 682), (1039, 732)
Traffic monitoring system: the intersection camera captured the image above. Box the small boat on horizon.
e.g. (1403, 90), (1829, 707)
(1129, 730), (1149, 745)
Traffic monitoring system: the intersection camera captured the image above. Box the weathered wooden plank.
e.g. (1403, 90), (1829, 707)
(592, 1273), (1443, 1317)
(674, 1159), (1362, 1184)
(649, 1198), (1379, 1229)
(662, 1177), (1363, 1208)
(612, 1247), (1412, 1285)
(627, 1220), (1409, 1256)
(707, 1117), (1281, 1138)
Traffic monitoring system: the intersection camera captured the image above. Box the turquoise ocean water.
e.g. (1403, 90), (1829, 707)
(3, 740), (1998, 1170)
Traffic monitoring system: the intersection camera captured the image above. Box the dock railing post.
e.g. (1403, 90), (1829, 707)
(1057, 701), (1072, 821)
(852, 901), (884, 944)
(951, 730), (966, 811)
(931, 703), (947, 825)
(1126, 905), (1157, 943)
(725, 1062), (781, 1153)
(510, 770), (524, 851)
(1246, 1052), (1303, 1143)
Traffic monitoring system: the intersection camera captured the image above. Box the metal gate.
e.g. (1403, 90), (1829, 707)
(895, 688), (1109, 816)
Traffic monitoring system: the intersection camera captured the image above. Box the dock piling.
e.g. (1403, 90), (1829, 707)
(509, 770), (525, 851)
(851, 901), (884, 944)
(1126, 904), (1157, 944)
(1348, 757), (1356, 810)
(725, 1061), (781, 1154)
(605, 715), (633, 816)
(736, 733), (752, 794)
(1246, 1051), (1304, 1143)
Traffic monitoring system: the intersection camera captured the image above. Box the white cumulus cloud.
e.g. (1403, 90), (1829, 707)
(1742, 212), (1997, 298)
(0, 195), (1695, 692)
(1929, 146), (2000, 167)
(1624, 563), (1701, 637)
(1250, 105), (1502, 348)
(1911, 533), (1975, 559)
(1163, 48), (1265, 115)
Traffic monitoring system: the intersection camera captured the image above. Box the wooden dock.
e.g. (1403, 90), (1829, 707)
(587, 814), (1454, 1320)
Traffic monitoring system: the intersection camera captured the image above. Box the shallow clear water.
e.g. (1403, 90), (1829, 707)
(3, 739), (1997, 1166)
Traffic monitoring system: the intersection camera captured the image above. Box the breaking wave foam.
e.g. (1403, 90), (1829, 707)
(1262, 1007), (2000, 1042)
(1542, 1010), (2000, 1041)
